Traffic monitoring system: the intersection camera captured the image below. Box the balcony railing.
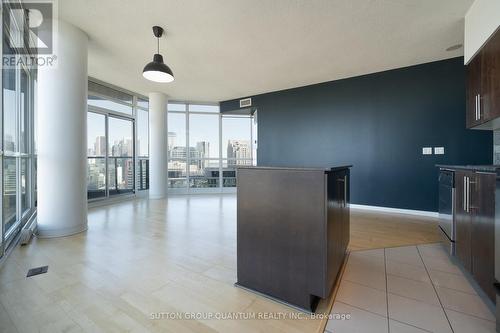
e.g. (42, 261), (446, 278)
(87, 156), (138, 199)
(137, 158), (149, 190)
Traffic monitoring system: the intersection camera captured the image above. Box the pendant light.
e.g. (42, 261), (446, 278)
(143, 26), (174, 83)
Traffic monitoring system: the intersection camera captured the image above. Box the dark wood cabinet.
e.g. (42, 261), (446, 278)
(236, 166), (351, 312)
(481, 30), (500, 124)
(327, 168), (350, 288)
(455, 171), (472, 271)
(467, 29), (500, 129)
(471, 172), (495, 302)
(454, 170), (495, 302)
(467, 56), (482, 128)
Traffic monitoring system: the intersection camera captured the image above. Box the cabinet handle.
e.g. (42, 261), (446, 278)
(477, 94), (481, 120)
(466, 176), (468, 213)
(464, 176), (470, 213)
(475, 94), (479, 120)
(467, 176), (471, 213)
(464, 176), (467, 211)
(475, 95), (478, 120)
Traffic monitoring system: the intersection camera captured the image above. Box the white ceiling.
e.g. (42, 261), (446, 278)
(59, 0), (474, 103)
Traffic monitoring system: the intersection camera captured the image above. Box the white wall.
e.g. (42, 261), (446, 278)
(464, 0), (500, 64)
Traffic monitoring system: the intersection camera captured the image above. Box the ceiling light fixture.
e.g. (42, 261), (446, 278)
(143, 26), (174, 83)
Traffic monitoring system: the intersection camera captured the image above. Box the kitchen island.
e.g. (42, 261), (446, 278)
(236, 166), (351, 312)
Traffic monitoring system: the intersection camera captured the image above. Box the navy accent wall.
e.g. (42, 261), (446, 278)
(220, 57), (492, 212)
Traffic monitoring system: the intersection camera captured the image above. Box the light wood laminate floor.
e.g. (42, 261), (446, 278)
(0, 194), (440, 333)
(349, 209), (441, 251)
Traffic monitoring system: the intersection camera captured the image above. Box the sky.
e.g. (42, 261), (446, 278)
(88, 111), (252, 158)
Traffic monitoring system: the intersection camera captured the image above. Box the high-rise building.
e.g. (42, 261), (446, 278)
(168, 132), (177, 153)
(4, 161), (16, 194)
(94, 135), (106, 156)
(196, 141), (210, 159)
(171, 146), (201, 160)
(110, 138), (133, 157)
(227, 140), (251, 166)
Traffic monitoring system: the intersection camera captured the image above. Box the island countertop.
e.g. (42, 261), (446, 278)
(236, 165), (352, 172)
(436, 164), (500, 173)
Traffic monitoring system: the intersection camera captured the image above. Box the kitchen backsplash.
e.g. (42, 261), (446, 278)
(494, 130), (500, 164)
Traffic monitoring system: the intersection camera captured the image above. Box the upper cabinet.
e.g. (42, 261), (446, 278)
(467, 29), (500, 129)
(467, 54), (482, 128)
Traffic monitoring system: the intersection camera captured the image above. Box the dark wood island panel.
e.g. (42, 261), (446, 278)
(236, 166), (351, 312)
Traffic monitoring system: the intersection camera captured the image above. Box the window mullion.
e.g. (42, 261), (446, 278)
(186, 105), (190, 192)
(219, 113), (222, 191)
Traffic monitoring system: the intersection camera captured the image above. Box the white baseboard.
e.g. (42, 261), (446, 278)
(350, 204), (439, 218)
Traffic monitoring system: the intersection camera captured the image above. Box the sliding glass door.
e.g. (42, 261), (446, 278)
(86, 80), (149, 201)
(87, 112), (106, 199)
(108, 116), (134, 195)
(1, 65), (36, 256)
(87, 111), (135, 199)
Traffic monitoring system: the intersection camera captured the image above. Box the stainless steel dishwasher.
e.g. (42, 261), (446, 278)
(438, 169), (455, 255)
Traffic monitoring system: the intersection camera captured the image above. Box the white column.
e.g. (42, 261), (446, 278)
(37, 20), (88, 237)
(149, 92), (168, 199)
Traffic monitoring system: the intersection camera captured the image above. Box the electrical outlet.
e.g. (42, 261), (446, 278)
(422, 147), (433, 155)
(434, 147), (445, 155)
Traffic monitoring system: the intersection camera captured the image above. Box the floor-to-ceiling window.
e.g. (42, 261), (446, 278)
(87, 112), (106, 199)
(86, 80), (148, 201)
(108, 117), (134, 195)
(221, 114), (255, 187)
(1, 1), (37, 258)
(168, 103), (257, 193)
(136, 100), (149, 191)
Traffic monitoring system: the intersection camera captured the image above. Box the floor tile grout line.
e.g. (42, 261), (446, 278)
(335, 301), (388, 319)
(384, 257), (426, 269)
(434, 284), (481, 297)
(339, 277), (387, 293)
(390, 318), (435, 333)
(387, 267), (432, 284)
(384, 248), (390, 333)
(422, 266), (463, 277)
(385, 272), (432, 285)
(341, 277), (387, 293)
(349, 242), (442, 253)
(439, 306), (496, 323)
(416, 246), (455, 333)
(386, 291), (440, 307)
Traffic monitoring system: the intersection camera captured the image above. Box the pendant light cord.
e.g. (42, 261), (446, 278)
(157, 36), (159, 54)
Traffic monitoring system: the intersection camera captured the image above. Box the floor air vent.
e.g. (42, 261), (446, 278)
(26, 266), (48, 277)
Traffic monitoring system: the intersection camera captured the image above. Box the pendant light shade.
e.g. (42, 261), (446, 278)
(143, 26), (174, 83)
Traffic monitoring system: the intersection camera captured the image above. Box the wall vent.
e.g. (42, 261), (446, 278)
(240, 98), (252, 108)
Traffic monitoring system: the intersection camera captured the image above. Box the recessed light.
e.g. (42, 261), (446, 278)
(446, 44), (462, 52)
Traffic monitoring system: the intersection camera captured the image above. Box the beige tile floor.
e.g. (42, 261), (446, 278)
(326, 243), (497, 333)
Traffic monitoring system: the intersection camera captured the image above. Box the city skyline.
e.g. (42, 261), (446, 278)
(87, 112), (255, 192)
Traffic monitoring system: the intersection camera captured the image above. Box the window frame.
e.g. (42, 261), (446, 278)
(167, 102), (257, 194)
(1, 60), (37, 255)
(86, 78), (149, 202)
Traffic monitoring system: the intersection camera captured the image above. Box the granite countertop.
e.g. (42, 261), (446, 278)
(237, 165), (352, 172)
(436, 165), (500, 173)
